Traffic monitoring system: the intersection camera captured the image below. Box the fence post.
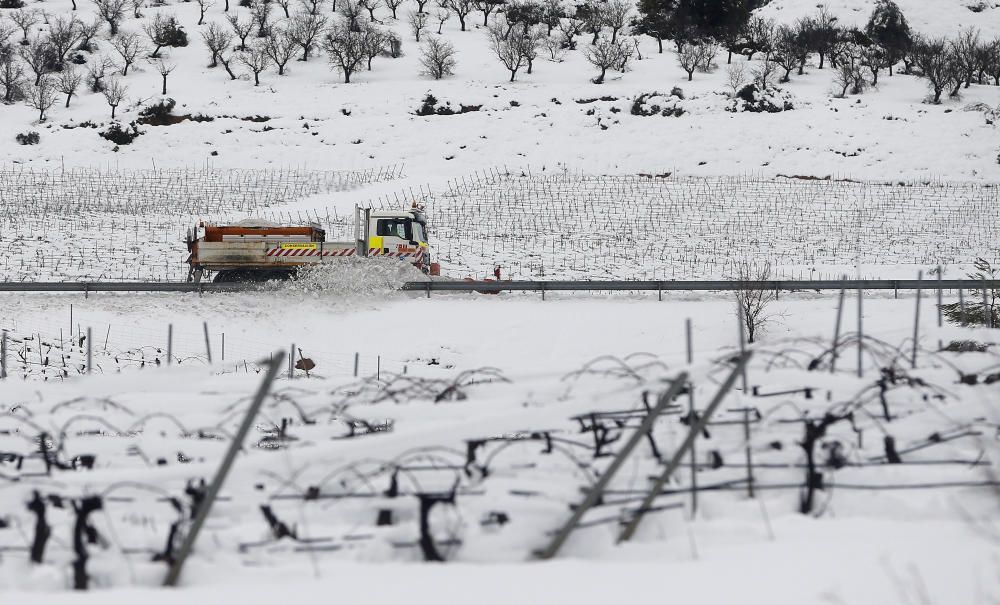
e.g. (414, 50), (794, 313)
(959, 288), (966, 327)
(86, 327), (92, 374)
(289, 343), (295, 379)
(937, 268), (943, 350)
(685, 317), (696, 518)
(203, 322), (212, 363)
(167, 324), (173, 366)
(163, 351), (286, 587)
(354, 353), (359, 377)
(912, 270), (922, 369)
(536, 373), (689, 560)
(1, 330), (6, 380)
(736, 299), (748, 392)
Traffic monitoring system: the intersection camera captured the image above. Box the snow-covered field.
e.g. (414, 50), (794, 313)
(2, 0), (1000, 599)
(2, 284), (1000, 603)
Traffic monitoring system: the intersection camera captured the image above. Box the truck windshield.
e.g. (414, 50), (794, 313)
(376, 219), (411, 240)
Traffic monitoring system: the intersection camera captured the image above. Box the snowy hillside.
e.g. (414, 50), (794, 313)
(0, 0), (997, 179)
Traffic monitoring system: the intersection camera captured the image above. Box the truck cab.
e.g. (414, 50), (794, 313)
(367, 209), (430, 258)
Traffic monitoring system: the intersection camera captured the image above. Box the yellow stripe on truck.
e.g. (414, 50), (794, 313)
(368, 236), (383, 249)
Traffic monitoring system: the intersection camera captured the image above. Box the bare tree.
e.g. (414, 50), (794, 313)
(144, 14), (187, 58)
(419, 35), (455, 78)
(130, 0), (144, 19)
(196, 0), (215, 25)
(360, 22), (389, 69)
(541, 34), (565, 61)
(274, 0), (292, 18)
(102, 76), (127, 118)
(226, 13), (254, 50)
(201, 22), (233, 67)
(57, 65), (82, 106)
(10, 9), (40, 46)
(733, 260), (777, 344)
(385, 0), (404, 19)
(911, 35), (959, 104)
(434, 8), (450, 34)
(339, 0), (364, 30)
(250, 0), (273, 37)
(584, 34), (627, 83)
(0, 55), (26, 103)
(264, 26), (297, 74)
(26, 75), (57, 121)
(557, 18), (580, 50)
(237, 42), (270, 85)
(725, 61), (746, 96)
(322, 18), (367, 82)
(676, 39), (715, 81)
(832, 42), (866, 97)
(445, 0), (472, 30)
(408, 11), (429, 42)
(950, 27), (981, 93)
(112, 31), (146, 75)
(287, 11), (326, 60)
(488, 20), (534, 82)
(76, 17), (102, 51)
(299, 0), (324, 15)
(19, 40), (52, 86)
(93, 0), (129, 36)
(0, 22), (16, 50)
(603, 0), (630, 43)
(474, 0), (502, 27)
(150, 57), (175, 93)
(46, 16), (82, 68)
(359, 0), (381, 21)
(750, 54), (778, 88)
(87, 54), (117, 91)
(218, 50), (239, 79)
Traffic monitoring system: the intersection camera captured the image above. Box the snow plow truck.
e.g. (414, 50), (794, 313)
(186, 206), (439, 282)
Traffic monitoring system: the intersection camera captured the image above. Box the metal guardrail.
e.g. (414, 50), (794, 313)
(0, 279), (997, 295)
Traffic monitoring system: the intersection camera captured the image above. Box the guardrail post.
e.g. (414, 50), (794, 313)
(203, 322), (212, 363)
(167, 324), (173, 366)
(912, 270), (922, 369)
(86, 327), (92, 374)
(1, 330), (6, 380)
(163, 351), (285, 587)
(857, 286), (864, 378)
(831, 276), (846, 373)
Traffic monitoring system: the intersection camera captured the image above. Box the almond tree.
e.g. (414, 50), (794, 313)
(238, 42), (271, 85)
(445, 0), (472, 30)
(385, 0), (404, 19)
(226, 13), (254, 50)
(93, 0), (129, 36)
(77, 17), (102, 51)
(434, 7), (449, 34)
(87, 54), (117, 91)
(112, 30), (146, 75)
(288, 12), (326, 60)
(299, 0), (323, 15)
(201, 22), (233, 67)
(102, 76), (127, 118)
(419, 35), (455, 79)
(0, 54), (26, 103)
(322, 19), (366, 82)
(26, 76), (57, 121)
(264, 26), (297, 74)
(474, 0), (502, 27)
(150, 57), (176, 93)
(57, 66), (82, 106)
(911, 35), (958, 103)
(359, 0), (381, 21)
(273, 0), (291, 18)
(488, 20), (535, 82)
(584, 35), (626, 83)
(19, 40), (52, 86)
(603, 0), (630, 43)
(46, 16), (82, 68)
(196, 0), (215, 25)
(250, 0), (273, 38)
(10, 9), (39, 45)
(361, 22), (390, 69)
(409, 11), (428, 42)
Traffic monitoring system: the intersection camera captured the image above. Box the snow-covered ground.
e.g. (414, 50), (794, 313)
(3, 0), (1000, 600)
(2, 286), (1000, 603)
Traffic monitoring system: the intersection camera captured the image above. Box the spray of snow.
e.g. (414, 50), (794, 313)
(279, 257), (429, 297)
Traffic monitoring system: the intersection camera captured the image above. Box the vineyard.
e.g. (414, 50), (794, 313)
(1, 309), (998, 595)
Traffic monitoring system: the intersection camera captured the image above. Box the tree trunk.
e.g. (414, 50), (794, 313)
(111, 105), (117, 119)
(727, 49), (732, 63)
(254, 72), (260, 85)
(65, 94), (72, 108)
(871, 69), (878, 86)
(509, 68), (515, 82)
(818, 52), (824, 69)
(598, 66), (606, 83)
(368, 55), (374, 70)
(458, 15), (465, 30)
(526, 57), (533, 74)
(344, 70), (351, 83)
(657, 38), (663, 54)
(162, 74), (167, 94)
